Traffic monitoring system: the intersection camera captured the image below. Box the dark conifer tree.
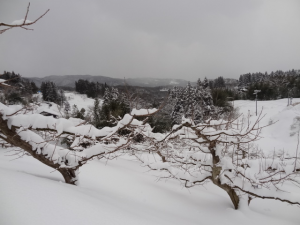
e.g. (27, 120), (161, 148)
(169, 81), (216, 125)
(40, 81), (64, 104)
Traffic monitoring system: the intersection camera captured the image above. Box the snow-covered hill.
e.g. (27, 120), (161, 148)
(235, 99), (300, 155)
(0, 98), (300, 225)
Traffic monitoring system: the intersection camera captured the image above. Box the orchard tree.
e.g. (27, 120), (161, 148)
(2, 3), (300, 211)
(0, 3), (157, 185)
(133, 113), (300, 209)
(0, 102), (157, 184)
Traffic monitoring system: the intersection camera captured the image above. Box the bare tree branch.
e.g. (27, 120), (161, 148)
(0, 2), (49, 34)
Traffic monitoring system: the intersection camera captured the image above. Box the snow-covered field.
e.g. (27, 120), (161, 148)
(1, 97), (300, 225)
(65, 92), (96, 111)
(235, 99), (300, 155)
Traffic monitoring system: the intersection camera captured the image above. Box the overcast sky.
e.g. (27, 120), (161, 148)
(1, 0), (300, 81)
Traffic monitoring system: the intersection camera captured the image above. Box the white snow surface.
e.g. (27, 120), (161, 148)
(235, 98), (300, 154)
(31, 92), (97, 117)
(0, 98), (300, 224)
(131, 108), (157, 116)
(0, 151), (299, 225)
(65, 92), (96, 111)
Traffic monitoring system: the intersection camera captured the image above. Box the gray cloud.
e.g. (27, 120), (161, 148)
(1, 0), (300, 81)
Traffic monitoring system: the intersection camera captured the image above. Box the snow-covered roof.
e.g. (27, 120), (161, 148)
(38, 108), (60, 116)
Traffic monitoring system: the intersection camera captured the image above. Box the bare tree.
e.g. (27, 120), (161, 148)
(133, 112), (300, 209)
(2, 3), (299, 210)
(0, 103), (157, 184)
(0, 6), (158, 185)
(0, 2), (49, 34)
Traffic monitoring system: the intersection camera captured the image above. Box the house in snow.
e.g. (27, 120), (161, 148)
(39, 109), (60, 118)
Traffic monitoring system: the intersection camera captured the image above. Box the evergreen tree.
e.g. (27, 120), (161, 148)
(70, 104), (85, 119)
(78, 108), (86, 120)
(203, 77), (209, 89)
(6, 92), (23, 105)
(30, 82), (38, 93)
(169, 81), (216, 125)
(99, 87), (130, 128)
(75, 79), (105, 98)
(237, 69), (300, 100)
(64, 101), (71, 117)
(40, 81), (64, 104)
(92, 98), (101, 128)
(197, 78), (202, 87)
(213, 76), (225, 88)
(169, 86), (185, 124)
(71, 104), (79, 118)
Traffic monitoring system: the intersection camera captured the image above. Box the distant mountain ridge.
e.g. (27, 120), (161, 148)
(26, 75), (192, 87)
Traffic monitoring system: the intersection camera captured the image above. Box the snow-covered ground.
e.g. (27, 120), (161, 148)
(32, 92), (97, 116)
(0, 98), (300, 225)
(235, 98), (300, 156)
(65, 92), (96, 111)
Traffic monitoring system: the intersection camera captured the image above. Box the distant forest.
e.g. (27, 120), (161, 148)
(238, 69), (300, 100)
(1, 69), (300, 133)
(62, 68), (300, 132)
(3, 69), (300, 103)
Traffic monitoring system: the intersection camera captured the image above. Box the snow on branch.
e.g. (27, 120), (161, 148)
(0, 102), (153, 185)
(133, 112), (300, 209)
(0, 103), (150, 139)
(0, 2), (49, 34)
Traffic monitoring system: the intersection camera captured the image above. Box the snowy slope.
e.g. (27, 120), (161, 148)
(1, 151), (299, 225)
(65, 92), (96, 111)
(235, 98), (300, 155)
(0, 98), (300, 225)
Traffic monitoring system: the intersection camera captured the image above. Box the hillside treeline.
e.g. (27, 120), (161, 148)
(0, 71), (39, 104)
(3, 69), (300, 134)
(238, 69), (300, 100)
(75, 79), (106, 98)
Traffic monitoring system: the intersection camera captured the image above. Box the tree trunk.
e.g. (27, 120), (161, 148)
(224, 185), (240, 209)
(58, 168), (78, 185)
(210, 142), (240, 209)
(0, 115), (78, 185)
(211, 165), (240, 209)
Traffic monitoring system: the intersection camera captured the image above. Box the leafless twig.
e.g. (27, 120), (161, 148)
(0, 2), (49, 34)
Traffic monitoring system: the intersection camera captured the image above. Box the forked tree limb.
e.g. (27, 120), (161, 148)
(0, 2), (50, 34)
(233, 186), (300, 206)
